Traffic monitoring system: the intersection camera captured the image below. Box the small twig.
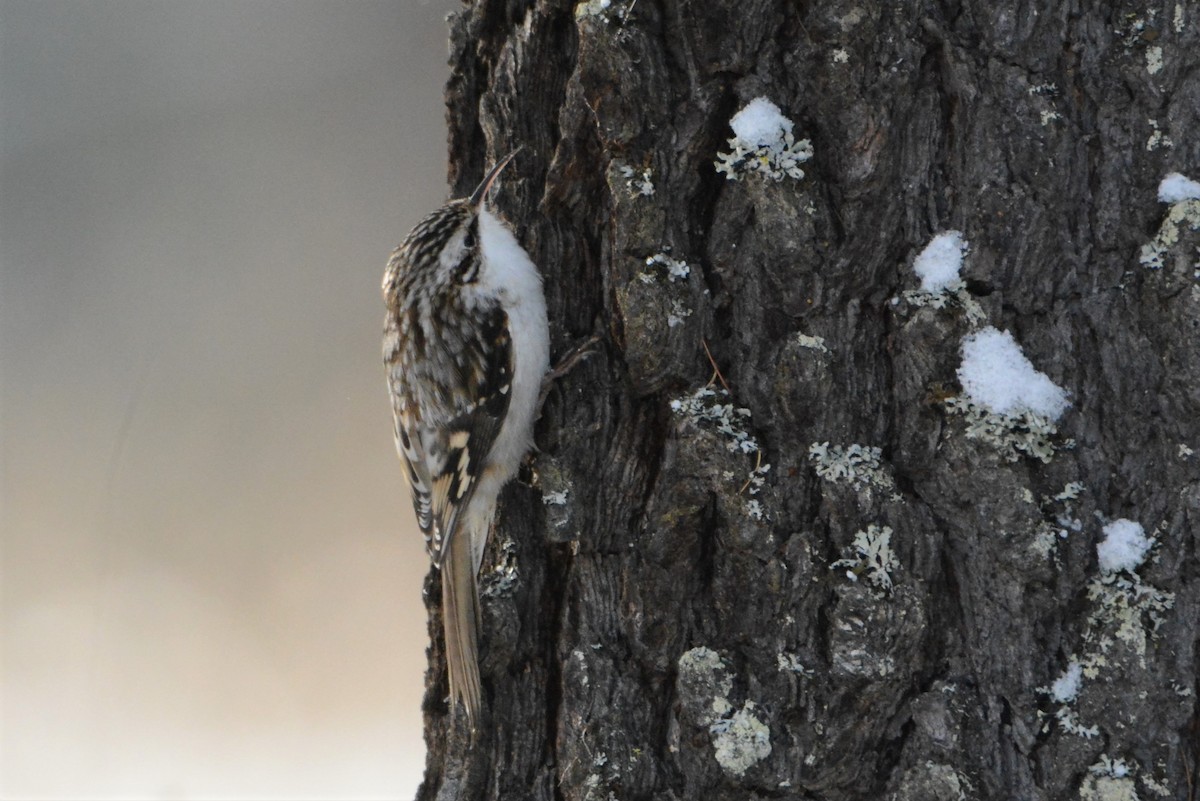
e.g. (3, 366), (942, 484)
(739, 448), (763, 495)
(701, 338), (730, 392)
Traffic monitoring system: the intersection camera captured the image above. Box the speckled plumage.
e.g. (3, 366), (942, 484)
(382, 154), (549, 730)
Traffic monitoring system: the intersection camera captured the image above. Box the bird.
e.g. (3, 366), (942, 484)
(382, 151), (549, 731)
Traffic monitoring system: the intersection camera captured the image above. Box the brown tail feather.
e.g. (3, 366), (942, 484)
(442, 528), (481, 731)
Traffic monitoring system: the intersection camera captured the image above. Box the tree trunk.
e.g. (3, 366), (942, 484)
(418, 1), (1200, 798)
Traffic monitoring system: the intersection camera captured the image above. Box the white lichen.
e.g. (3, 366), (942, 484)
(667, 299), (692, 328)
(618, 163), (655, 197)
(903, 280), (986, 325)
(808, 442), (896, 492)
(1030, 521), (1066, 560)
(677, 647), (771, 776)
(1090, 755), (1133, 779)
(482, 537), (520, 597)
(1145, 119), (1173, 151)
(745, 460), (770, 496)
(1143, 174), (1200, 273)
(644, 252), (691, 281)
(777, 652), (815, 677)
(543, 489), (570, 506)
(573, 0), (611, 20)
(1055, 706), (1100, 739)
(715, 97), (813, 182)
(831, 48), (850, 64)
(1085, 571), (1175, 660)
(1146, 45), (1164, 75)
(831, 524), (899, 591)
(709, 701), (772, 777)
(1080, 755), (1139, 801)
(671, 387), (771, 520)
(677, 647), (732, 728)
(1054, 482), (1085, 501)
(1141, 196), (1200, 270)
(1142, 774), (1172, 797)
(793, 333), (829, 353)
(671, 387), (760, 455)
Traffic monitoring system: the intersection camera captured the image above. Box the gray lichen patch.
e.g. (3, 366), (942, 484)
(674, 647), (772, 778)
(809, 442), (897, 495)
(829, 583), (927, 681)
(670, 386), (772, 522)
(1035, 536), (1178, 746)
(943, 396), (1069, 463)
(891, 761), (974, 801)
(1083, 572), (1175, 662)
(537, 458), (577, 543)
(676, 646), (734, 727)
(615, 161), (655, 197)
(709, 701), (771, 777)
(1078, 755), (1140, 801)
(901, 280), (986, 326)
(831, 524), (900, 592)
(615, 257), (709, 394)
(640, 251), (690, 283)
(792, 332), (830, 353)
(480, 536), (520, 598)
(1139, 198), (1200, 272)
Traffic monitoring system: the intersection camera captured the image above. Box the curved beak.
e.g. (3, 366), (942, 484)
(469, 148), (521, 206)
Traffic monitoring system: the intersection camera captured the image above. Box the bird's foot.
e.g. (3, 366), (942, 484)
(538, 333), (603, 408)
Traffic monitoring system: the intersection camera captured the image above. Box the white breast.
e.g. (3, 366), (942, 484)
(459, 207), (550, 572)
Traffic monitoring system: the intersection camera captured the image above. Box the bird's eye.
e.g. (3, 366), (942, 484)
(463, 231), (475, 249)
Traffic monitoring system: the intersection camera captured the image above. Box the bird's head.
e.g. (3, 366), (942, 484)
(385, 151), (519, 298)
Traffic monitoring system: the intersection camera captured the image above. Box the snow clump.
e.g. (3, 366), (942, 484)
(1096, 519), (1153, 574)
(1157, 172), (1200, 203)
(957, 327), (1070, 420)
(913, 230), (968, 292)
(730, 97), (794, 149)
(1049, 661), (1083, 703)
(715, 97), (813, 182)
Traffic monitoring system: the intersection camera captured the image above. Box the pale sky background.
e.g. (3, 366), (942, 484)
(1, 1), (461, 797)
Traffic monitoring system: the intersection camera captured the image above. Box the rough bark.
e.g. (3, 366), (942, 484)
(417, 1), (1200, 799)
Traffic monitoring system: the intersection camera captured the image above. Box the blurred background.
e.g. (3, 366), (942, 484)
(1, 1), (460, 797)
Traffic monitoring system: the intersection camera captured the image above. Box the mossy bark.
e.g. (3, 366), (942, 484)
(417, 1), (1200, 798)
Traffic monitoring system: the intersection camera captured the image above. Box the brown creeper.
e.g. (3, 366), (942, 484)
(382, 152), (549, 730)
